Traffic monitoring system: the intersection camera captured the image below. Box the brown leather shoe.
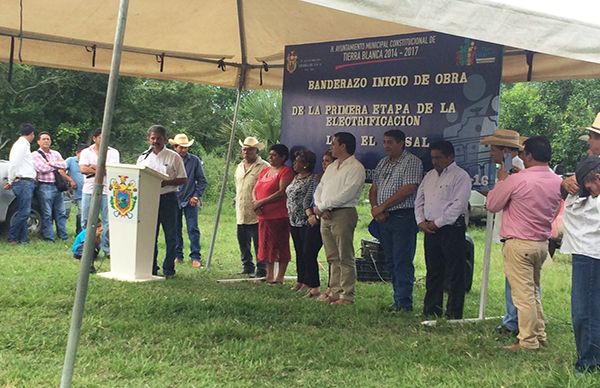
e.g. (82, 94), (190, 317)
(330, 298), (354, 305)
(317, 295), (337, 303)
(304, 288), (321, 299)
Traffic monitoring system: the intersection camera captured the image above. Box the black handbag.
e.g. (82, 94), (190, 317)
(37, 150), (70, 192)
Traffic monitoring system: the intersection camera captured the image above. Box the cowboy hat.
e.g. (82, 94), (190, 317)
(238, 136), (265, 150)
(480, 129), (523, 150)
(586, 112), (600, 136)
(168, 133), (195, 147)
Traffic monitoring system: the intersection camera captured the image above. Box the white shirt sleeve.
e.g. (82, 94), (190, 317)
(414, 178), (427, 225)
(8, 140), (27, 182)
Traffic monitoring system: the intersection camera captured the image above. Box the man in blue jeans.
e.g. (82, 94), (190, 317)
(169, 133), (208, 268)
(31, 132), (74, 242)
(369, 129), (423, 312)
(4, 124), (37, 244)
(137, 125), (187, 279)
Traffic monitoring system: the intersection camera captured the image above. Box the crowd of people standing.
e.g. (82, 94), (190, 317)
(3, 114), (600, 372)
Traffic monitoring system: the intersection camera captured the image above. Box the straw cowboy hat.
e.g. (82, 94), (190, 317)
(586, 112), (600, 136)
(519, 136), (528, 146)
(480, 129), (523, 150)
(238, 136), (265, 150)
(168, 133), (195, 147)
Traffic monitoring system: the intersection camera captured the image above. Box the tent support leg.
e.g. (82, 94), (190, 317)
(478, 211), (495, 319)
(60, 1), (129, 386)
(420, 211), (498, 326)
(206, 0), (248, 269)
(206, 70), (245, 269)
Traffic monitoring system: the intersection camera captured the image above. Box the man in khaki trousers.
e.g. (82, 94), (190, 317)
(487, 136), (562, 351)
(314, 132), (365, 305)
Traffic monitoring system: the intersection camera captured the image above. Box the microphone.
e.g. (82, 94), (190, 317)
(141, 146), (153, 160)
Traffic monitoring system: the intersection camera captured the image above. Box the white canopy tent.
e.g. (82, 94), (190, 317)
(1, 0), (600, 87)
(1, 1), (599, 386)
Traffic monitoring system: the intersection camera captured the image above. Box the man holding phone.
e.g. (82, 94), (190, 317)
(480, 129), (525, 336)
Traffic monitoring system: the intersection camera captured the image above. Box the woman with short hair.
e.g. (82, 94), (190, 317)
(253, 144), (294, 284)
(286, 150), (317, 292)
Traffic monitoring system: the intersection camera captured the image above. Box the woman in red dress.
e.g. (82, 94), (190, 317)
(252, 144), (294, 283)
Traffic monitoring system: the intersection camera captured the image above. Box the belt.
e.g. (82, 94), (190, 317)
(330, 207), (353, 212)
(38, 181), (55, 185)
(15, 177), (35, 182)
(388, 208), (414, 215)
(430, 215), (465, 228)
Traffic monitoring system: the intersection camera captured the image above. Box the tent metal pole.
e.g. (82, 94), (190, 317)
(206, 0), (248, 269)
(60, 0), (129, 386)
(478, 211), (495, 319)
(206, 74), (245, 269)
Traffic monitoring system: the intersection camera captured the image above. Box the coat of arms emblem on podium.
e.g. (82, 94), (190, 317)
(109, 175), (138, 218)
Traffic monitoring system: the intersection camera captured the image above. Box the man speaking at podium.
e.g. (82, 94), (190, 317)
(137, 125), (187, 278)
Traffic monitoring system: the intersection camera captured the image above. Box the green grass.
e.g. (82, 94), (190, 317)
(1, 203), (599, 387)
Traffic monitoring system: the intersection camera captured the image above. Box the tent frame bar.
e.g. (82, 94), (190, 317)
(0, 28), (283, 71)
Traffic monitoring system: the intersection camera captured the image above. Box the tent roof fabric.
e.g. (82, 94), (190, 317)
(0, 0), (599, 88)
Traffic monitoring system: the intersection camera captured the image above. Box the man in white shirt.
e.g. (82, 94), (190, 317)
(79, 128), (120, 257)
(137, 125), (187, 278)
(3, 124), (37, 243)
(415, 140), (472, 319)
(314, 132), (365, 305)
(562, 150), (600, 370)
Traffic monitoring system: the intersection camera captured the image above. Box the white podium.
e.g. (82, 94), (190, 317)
(97, 163), (168, 282)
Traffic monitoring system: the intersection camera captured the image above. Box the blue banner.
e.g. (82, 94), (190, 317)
(280, 31), (503, 190)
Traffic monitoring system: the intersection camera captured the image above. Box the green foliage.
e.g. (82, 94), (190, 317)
(499, 80), (600, 170)
(0, 64), (237, 161)
(238, 89), (282, 148)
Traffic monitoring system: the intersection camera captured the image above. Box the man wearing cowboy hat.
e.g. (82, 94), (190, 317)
(480, 129), (525, 175)
(235, 136), (269, 277)
(169, 133), (208, 268)
(562, 112), (600, 195)
(487, 136), (562, 351)
(480, 129), (525, 337)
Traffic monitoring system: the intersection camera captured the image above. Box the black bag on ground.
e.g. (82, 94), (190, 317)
(37, 150), (69, 192)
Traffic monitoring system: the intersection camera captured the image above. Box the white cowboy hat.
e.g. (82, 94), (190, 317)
(168, 133), (195, 147)
(238, 136), (265, 150)
(586, 112), (600, 136)
(480, 129), (523, 150)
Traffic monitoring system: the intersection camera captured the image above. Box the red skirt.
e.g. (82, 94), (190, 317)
(257, 218), (291, 263)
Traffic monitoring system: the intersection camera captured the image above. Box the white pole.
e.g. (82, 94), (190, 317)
(60, 1), (129, 386)
(478, 211), (495, 319)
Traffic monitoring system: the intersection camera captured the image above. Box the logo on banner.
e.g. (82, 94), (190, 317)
(286, 51), (298, 74)
(456, 39), (496, 66)
(109, 175), (138, 218)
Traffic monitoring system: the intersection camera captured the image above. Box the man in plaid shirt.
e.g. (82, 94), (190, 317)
(369, 129), (423, 312)
(32, 131), (74, 242)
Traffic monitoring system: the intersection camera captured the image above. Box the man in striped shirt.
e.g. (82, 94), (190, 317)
(32, 131), (74, 242)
